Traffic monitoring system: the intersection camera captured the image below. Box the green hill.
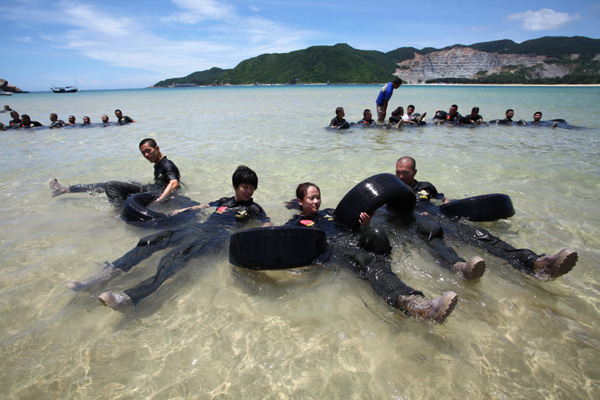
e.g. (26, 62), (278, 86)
(152, 36), (600, 87)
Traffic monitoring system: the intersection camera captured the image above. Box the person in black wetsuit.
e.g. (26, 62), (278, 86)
(529, 111), (559, 128)
(8, 111), (21, 127)
(329, 107), (349, 129)
(356, 109), (375, 125)
(49, 113), (65, 128)
(20, 114), (43, 127)
(286, 182), (458, 323)
(433, 104), (462, 125)
(463, 107), (484, 125)
(67, 165), (271, 309)
(395, 156), (578, 280)
(115, 109), (134, 124)
(49, 138), (180, 206)
(388, 107), (404, 128)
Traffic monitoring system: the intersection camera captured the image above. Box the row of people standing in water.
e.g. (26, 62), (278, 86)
(0, 109), (134, 130)
(330, 105), (565, 129)
(49, 137), (578, 325)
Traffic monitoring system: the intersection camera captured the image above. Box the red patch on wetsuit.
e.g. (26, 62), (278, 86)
(216, 206), (227, 214)
(300, 220), (315, 226)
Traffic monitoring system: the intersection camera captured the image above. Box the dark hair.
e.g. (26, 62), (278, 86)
(506, 109), (514, 113)
(232, 165), (258, 188)
(115, 109), (122, 113)
(534, 111), (542, 116)
(391, 107), (404, 117)
(10, 111), (19, 118)
(296, 182), (320, 201)
(471, 107), (479, 113)
(393, 77), (402, 85)
(335, 107), (344, 115)
(407, 104), (415, 109)
(139, 138), (157, 149)
(363, 109), (371, 116)
(451, 104), (458, 109)
(21, 114), (30, 119)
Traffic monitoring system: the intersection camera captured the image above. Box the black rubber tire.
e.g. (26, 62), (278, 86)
(229, 226), (328, 270)
(334, 173), (416, 230)
(439, 193), (515, 221)
(121, 192), (168, 222)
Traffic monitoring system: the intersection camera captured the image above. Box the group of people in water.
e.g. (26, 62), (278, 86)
(0, 106), (134, 130)
(49, 138), (578, 325)
(328, 77), (567, 129)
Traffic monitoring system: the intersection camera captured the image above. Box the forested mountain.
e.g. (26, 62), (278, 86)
(152, 36), (600, 86)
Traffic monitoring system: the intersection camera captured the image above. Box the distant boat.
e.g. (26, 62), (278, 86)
(0, 91), (12, 96)
(51, 85), (78, 93)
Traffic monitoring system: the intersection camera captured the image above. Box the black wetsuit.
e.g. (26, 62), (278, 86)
(21, 121), (43, 127)
(433, 111), (463, 125)
(68, 156), (181, 206)
(286, 210), (421, 308)
(49, 120), (65, 128)
(118, 116), (133, 124)
(357, 118), (375, 125)
(409, 180), (540, 273)
(108, 196), (269, 304)
(464, 114), (483, 124)
(330, 116), (347, 127)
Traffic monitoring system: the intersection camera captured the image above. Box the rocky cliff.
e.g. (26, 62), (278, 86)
(0, 79), (25, 93)
(395, 47), (576, 83)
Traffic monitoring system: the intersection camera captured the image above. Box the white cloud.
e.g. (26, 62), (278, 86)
(165, 0), (236, 23)
(15, 36), (32, 42)
(506, 8), (580, 31)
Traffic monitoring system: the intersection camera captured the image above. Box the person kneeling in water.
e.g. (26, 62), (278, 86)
(286, 182), (458, 323)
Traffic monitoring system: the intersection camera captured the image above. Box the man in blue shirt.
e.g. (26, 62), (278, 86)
(376, 77), (402, 123)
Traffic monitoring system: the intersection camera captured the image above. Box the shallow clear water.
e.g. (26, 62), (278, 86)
(1, 85), (599, 399)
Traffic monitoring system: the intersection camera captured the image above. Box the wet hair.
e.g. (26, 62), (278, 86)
(363, 109), (371, 116)
(21, 114), (30, 119)
(50, 113), (57, 119)
(506, 109), (514, 114)
(115, 109), (122, 113)
(471, 107), (479, 113)
(391, 107), (404, 117)
(451, 104), (458, 110)
(335, 107), (344, 115)
(397, 156), (416, 171)
(534, 111), (542, 117)
(296, 182), (320, 201)
(407, 104), (415, 109)
(139, 138), (158, 149)
(232, 165), (258, 189)
(10, 111), (19, 118)
(393, 77), (402, 86)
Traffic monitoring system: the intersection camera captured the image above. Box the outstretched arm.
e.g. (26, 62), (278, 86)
(154, 179), (180, 203)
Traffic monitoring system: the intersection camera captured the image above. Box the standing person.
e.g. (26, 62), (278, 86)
(375, 77), (402, 123)
(49, 138), (180, 206)
(67, 166), (270, 309)
(394, 156), (577, 280)
(49, 113), (65, 128)
(115, 109), (134, 124)
(286, 182), (458, 323)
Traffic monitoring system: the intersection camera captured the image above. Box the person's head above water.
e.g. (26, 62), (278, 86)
(49, 113), (58, 122)
(296, 182), (321, 217)
(505, 109), (514, 120)
(232, 165), (258, 202)
(533, 111), (542, 122)
(395, 156), (417, 188)
(101, 114), (109, 123)
(335, 107), (345, 118)
(138, 138), (163, 165)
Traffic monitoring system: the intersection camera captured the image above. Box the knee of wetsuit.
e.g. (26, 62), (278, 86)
(137, 230), (174, 247)
(416, 219), (443, 240)
(359, 227), (392, 256)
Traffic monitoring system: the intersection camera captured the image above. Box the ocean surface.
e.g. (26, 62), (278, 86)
(1, 85), (599, 399)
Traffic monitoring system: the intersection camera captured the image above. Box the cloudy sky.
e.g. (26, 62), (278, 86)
(2, 0), (598, 91)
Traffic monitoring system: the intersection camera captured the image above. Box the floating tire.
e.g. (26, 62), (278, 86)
(334, 173), (416, 230)
(121, 192), (168, 222)
(229, 226), (328, 270)
(439, 193), (515, 221)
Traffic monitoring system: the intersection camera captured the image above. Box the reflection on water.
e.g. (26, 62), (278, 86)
(1, 85), (599, 398)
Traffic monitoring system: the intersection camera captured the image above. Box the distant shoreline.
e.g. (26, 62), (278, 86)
(149, 82), (600, 89)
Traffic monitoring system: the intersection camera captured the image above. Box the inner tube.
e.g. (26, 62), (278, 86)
(121, 192), (168, 222)
(334, 173), (416, 230)
(229, 226), (328, 270)
(439, 193), (515, 221)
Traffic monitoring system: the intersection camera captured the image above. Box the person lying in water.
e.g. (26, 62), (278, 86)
(285, 182), (458, 323)
(49, 138), (180, 207)
(394, 156), (577, 281)
(66, 165), (271, 309)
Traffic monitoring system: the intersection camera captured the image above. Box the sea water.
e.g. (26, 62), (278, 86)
(1, 85), (599, 399)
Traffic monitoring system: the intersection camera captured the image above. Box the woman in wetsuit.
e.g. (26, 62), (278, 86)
(287, 182), (458, 323)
